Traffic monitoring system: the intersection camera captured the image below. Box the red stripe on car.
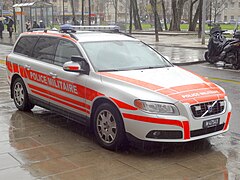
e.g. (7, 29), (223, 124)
(123, 113), (183, 128)
(28, 83), (90, 110)
(31, 89), (90, 115)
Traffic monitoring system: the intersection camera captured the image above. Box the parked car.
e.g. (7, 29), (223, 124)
(6, 25), (232, 150)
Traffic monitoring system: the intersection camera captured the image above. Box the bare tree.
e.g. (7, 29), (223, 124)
(153, 0), (159, 41)
(211, 0), (227, 23)
(111, 0), (118, 24)
(169, 0), (188, 31)
(129, 0), (133, 34)
(150, 0), (163, 31)
(132, 0), (142, 30)
(188, 0), (198, 31)
(161, 0), (168, 31)
(70, 0), (76, 25)
(82, 0), (84, 25)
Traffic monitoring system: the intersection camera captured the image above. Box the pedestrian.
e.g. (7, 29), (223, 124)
(25, 20), (31, 31)
(32, 20), (40, 28)
(39, 20), (45, 28)
(0, 20), (4, 39)
(6, 17), (14, 38)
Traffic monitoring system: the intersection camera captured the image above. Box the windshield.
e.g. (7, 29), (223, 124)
(81, 41), (172, 72)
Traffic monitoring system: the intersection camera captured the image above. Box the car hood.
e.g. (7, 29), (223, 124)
(99, 66), (225, 104)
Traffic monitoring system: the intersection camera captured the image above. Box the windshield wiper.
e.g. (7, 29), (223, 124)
(134, 65), (169, 70)
(98, 69), (120, 72)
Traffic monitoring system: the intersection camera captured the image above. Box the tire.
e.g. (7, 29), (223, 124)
(93, 103), (127, 150)
(12, 77), (34, 111)
(204, 51), (214, 64)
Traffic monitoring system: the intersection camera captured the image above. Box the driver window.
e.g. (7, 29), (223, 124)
(54, 40), (82, 66)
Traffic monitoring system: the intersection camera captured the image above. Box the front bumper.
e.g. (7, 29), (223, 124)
(123, 100), (232, 143)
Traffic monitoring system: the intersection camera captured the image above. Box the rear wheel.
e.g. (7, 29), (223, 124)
(93, 103), (127, 150)
(12, 78), (34, 111)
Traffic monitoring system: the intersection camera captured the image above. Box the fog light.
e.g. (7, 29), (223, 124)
(146, 130), (183, 139)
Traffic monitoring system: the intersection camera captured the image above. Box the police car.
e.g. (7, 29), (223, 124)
(6, 25), (232, 150)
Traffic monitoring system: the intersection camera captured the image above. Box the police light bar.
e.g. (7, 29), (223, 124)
(72, 25), (120, 33)
(60, 24), (76, 33)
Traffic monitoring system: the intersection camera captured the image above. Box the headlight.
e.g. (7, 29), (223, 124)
(134, 100), (179, 115)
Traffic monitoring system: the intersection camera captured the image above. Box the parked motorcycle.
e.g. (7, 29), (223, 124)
(205, 26), (240, 69)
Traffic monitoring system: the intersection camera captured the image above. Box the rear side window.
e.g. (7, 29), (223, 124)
(14, 36), (39, 56)
(32, 37), (59, 64)
(54, 39), (82, 66)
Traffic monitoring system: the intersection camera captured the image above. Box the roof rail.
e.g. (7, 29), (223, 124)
(72, 25), (120, 33)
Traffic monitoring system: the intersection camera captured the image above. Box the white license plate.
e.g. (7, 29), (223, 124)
(203, 118), (220, 128)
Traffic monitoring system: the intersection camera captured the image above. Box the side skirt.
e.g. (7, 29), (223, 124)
(29, 94), (91, 127)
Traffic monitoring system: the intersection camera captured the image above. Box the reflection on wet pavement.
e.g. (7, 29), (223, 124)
(1, 66), (240, 179)
(152, 46), (206, 64)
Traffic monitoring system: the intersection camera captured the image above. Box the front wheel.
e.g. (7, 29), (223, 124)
(93, 103), (127, 150)
(12, 77), (34, 111)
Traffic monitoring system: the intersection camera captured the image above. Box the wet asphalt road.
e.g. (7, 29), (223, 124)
(0, 45), (240, 179)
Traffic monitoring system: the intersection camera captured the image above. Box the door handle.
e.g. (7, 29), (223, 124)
(24, 65), (31, 70)
(49, 72), (57, 79)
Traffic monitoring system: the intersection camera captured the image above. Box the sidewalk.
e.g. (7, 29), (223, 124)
(132, 31), (208, 49)
(0, 31), (18, 46)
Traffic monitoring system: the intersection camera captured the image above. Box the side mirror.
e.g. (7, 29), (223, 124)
(63, 61), (82, 72)
(63, 56), (90, 74)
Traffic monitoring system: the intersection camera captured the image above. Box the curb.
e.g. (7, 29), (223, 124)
(173, 60), (206, 66)
(148, 43), (208, 50)
(132, 32), (197, 36)
(0, 42), (14, 46)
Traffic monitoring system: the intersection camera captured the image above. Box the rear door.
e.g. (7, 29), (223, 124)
(25, 36), (59, 106)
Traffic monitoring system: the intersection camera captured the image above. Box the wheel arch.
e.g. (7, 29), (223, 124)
(90, 97), (125, 130)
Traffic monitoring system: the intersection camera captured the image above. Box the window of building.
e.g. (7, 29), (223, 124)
(14, 36), (39, 57)
(224, 2), (228, 8)
(54, 40), (82, 66)
(224, 16), (227, 22)
(231, 16), (234, 20)
(231, 2), (234, 8)
(32, 37), (59, 64)
(239, 2), (240, 8)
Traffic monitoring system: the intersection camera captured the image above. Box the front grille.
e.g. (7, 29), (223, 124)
(191, 100), (225, 118)
(190, 124), (225, 137)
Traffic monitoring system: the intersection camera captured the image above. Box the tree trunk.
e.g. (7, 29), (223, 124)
(161, 0), (168, 30)
(70, 0), (76, 25)
(150, 0), (163, 31)
(114, 0), (118, 24)
(188, 0), (194, 31)
(189, 0), (200, 31)
(153, 0), (159, 41)
(198, 0), (203, 38)
(82, 0), (84, 25)
(88, 0), (91, 25)
(169, 0), (187, 31)
(129, 0), (133, 34)
(132, 0), (142, 30)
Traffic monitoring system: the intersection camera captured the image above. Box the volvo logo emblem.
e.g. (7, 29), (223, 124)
(208, 106), (213, 113)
